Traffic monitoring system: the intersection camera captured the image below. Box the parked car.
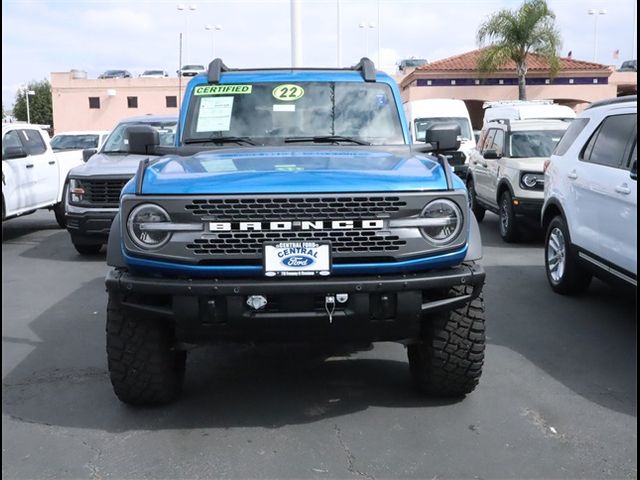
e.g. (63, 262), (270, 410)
(2, 123), (69, 226)
(51, 131), (110, 153)
(541, 95), (637, 294)
(404, 99), (476, 178)
(467, 101), (574, 242)
(177, 64), (206, 77)
(103, 58), (486, 406)
(98, 70), (132, 79)
(140, 70), (169, 78)
(64, 115), (178, 254)
(618, 60), (637, 72)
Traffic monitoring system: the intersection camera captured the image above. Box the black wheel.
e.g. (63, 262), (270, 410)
(53, 183), (68, 229)
(73, 242), (102, 255)
(544, 216), (592, 295)
(498, 190), (519, 242)
(408, 285), (485, 397)
(106, 294), (186, 405)
(466, 180), (485, 222)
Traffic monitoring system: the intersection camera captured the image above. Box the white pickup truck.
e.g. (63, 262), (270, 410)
(2, 123), (83, 227)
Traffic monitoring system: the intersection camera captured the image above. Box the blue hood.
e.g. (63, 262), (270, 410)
(127, 147), (457, 195)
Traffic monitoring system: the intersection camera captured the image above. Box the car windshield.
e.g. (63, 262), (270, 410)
(143, 70), (164, 75)
(415, 117), (472, 141)
(50, 134), (99, 150)
(183, 81), (405, 145)
(183, 65), (204, 70)
(102, 121), (178, 153)
(104, 70), (122, 75)
(509, 130), (566, 158)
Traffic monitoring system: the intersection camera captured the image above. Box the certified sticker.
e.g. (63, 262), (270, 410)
(272, 84), (305, 101)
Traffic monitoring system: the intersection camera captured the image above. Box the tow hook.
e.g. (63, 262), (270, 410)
(324, 295), (336, 323)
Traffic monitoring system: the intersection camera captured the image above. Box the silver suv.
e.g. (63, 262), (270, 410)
(467, 118), (569, 242)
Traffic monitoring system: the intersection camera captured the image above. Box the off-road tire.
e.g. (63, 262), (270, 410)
(53, 183), (68, 229)
(106, 296), (186, 405)
(466, 179), (485, 222)
(499, 190), (519, 242)
(72, 242), (102, 255)
(408, 285), (485, 397)
(544, 215), (592, 295)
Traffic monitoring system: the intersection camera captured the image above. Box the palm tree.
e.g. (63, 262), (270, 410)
(477, 0), (562, 100)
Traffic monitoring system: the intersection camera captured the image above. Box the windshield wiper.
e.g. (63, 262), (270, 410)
(284, 135), (371, 146)
(103, 150), (130, 154)
(184, 136), (256, 146)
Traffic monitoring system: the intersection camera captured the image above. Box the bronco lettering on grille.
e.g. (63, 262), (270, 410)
(208, 220), (384, 232)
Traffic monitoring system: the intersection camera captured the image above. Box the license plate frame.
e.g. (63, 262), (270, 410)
(263, 241), (331, 277)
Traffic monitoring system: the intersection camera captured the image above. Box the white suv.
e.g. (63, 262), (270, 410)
(542, 96), (637, 294)
(467, 118), (569, 241)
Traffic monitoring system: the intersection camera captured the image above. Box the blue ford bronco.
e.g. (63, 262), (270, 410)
(104, 58), (486, 405)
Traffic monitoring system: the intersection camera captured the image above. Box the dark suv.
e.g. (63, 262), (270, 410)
(98, 70), (133, 79)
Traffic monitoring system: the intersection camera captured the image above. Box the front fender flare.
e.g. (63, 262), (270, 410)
(106, 213), (126, 268)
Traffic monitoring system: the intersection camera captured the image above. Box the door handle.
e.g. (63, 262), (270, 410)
(615, 184), (631, 195)
(48, 160), (56, 165)
(26, 164), (34, 169)
(567, 170), (578, 180)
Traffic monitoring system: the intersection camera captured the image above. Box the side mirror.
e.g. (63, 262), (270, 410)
(82, 148), (97, 162)
(126, 125), (159, 155)
(483, 149), (501, 160)
(424, 123), (461, 153)
(3, 145), (28, 160)
(631, 160), (637, 181)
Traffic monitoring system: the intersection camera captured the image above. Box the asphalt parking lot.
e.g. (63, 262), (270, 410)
(2, 211), (636, 480)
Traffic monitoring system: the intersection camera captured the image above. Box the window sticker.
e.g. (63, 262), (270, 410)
(273, 104), (296, 112)
(196, 96), (234, 132)
(194, 85), (252, 96)
(272, 84), (305, 101)
(376, 93), (388, 107)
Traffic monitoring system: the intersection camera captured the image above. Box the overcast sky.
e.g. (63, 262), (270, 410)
(2, 0), (637, 108)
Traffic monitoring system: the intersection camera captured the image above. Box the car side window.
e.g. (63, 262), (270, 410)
(581, 113), (637, 169)
(2, 130), (23, 157)
(492, 129), (505, 155)
(553, 118), (590, 156)
(18, 129), (47, 156)
(628, 140), (637, 170)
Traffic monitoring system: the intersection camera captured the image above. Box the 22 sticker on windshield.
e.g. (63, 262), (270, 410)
(272, 84), (305, 101)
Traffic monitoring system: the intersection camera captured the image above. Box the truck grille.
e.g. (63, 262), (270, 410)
(186, 230), (406, 256)
(185, 196), (408, 220)
(80, 178), (131, 207)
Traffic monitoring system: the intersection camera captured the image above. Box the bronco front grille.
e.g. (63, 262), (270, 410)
(79, 178), (131, 207)
(186, 230), (406, 256)
(185, 196), (408, 220)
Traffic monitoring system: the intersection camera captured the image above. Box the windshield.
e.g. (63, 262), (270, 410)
(102, 121), (178, 153)
(183, 81), (405, 145)
(143, 70), (164, 75)
(509, 130), (566, 157)
(183, 65), (204, 70)
(415, 117), (472, 142)
(51, 134), (99, 150)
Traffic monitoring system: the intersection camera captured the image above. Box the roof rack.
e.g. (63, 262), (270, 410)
(206, 56), (378, 84)
(585, 94), (637, 110)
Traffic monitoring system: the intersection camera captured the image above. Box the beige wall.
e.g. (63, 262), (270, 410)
(51, 72), (187, 133)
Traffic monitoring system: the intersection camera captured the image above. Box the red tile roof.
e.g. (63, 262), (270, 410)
(416, 48), (611, 73)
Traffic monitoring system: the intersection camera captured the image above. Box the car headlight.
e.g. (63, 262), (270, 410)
(420, 198), (463, 245)
(127, 203), (171, 249)
(520, 173), (544, 189)
(69, 178), (85, 204)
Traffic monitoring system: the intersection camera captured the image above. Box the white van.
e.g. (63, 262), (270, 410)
(404, 99), (475, 177)
(482, 100), (575, 126)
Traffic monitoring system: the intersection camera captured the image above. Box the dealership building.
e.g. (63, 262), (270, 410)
(50, 49), (637, 133)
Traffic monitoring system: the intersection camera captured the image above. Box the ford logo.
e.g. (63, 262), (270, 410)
(281, 255), (315, 268)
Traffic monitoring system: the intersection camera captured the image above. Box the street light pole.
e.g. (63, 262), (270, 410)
(358, 22), (375, 58)
(177, 4), (197, 65)
(24, 88), (35, 124)
(205, 24), (222, 58)
(588, 8), (607, 62)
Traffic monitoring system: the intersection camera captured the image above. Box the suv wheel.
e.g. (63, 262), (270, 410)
(544, 216), (592, 294)
(53, 183), (68, 229)
(408, 285), (485, 397)
(72, 242), (102, 255)
(106, 294), (186, 405)
(498, 191), (519, 242)
(466, 180), (485, 222)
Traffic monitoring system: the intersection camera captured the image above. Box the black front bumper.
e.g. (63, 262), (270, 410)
(512, 197), (543, 217)
(66, 210), (117, 244)
(106, 263), (485, 343)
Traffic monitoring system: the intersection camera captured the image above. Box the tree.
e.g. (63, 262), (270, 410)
(13, 79), (53, 127)
(477, 0), (561, 100)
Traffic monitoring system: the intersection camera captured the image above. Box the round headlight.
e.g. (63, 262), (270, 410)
(421, 199), (463, 245)
(127, 203), (171, 249)
(522, 173), (540, 188)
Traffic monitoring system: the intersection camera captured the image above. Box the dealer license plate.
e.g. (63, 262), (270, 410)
(264, 242), (331, 277)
